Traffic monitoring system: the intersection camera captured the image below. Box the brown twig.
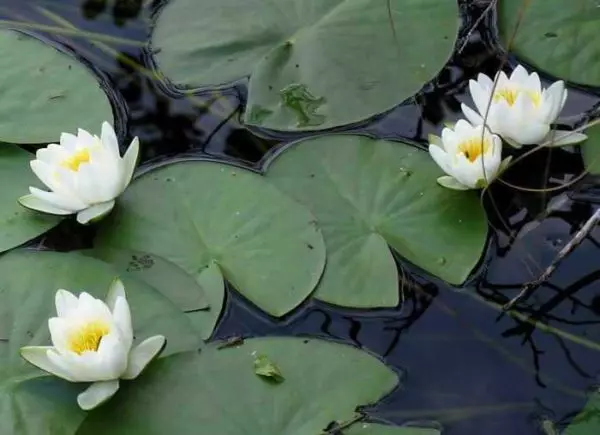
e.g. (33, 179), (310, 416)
(504, 208), (600, 310)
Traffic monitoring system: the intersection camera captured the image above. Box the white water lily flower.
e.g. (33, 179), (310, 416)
(428, 119), (508, 190)
(20, 280), (165, 411)
(461, 64), (587, 147)
(18, 122), (139, 224)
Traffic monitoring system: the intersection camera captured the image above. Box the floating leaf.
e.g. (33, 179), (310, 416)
(581, 123), (600, 175)
(78, 337), (398, 434)
(0, 30), (113, 144)
(266, 135), (487, 307)
(498, 0), (600, 86)
(96, 161), (326, 317)
(151, 0), (459, 131)
(0, 251), (199, 435)
(86, 248), (208, 313)
(253, 354), (285, 383)
(186, 262), (224, 340)
(0, 145), (60, 253)
(564, 390), (600, 435)
(344, 423), (440, 435)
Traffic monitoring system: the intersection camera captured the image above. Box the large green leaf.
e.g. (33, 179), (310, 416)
(564, 391), (600, 435)
(86, 248), (208, 313)
(498, 0), (600, 86)
(78, 337), (399, 434)
(0, 30), (113, 144)
(345, 423), (440, 435)
(151, 0), (459, 131)
(266, 135), (488, 307)
(0, 145), (60, 253)
(0, 251), (199, 435)
(96, 160), (326, 317)
(581, 123), (600, 175)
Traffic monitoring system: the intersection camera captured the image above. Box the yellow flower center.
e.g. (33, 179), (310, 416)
(68, 320), (110, 355)
(60, 148), (91, 172)
(493, 88), (541, 107)
(457, 137), (490, 162)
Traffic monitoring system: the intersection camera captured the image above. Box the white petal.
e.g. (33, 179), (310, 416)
(73, 164), (103, 204)
(77, 292), (113, 322)
(18, 194), (72, 216)
(437, 175), (470, 190)
(59, 133), (80, 152)
(476, 73), (494, 90)
(77, 380), (120, 411)
(30, 187), (87, 212)
(94, 332), (130, 379)
(30, 160), (64, 193)
(106, 278), (126, 312)
(122, 335), (166, 380)
(509, 121), (549, 145)
(48, 318), (71, 352)
(112, 296), (133, 350)
(76, 200), (116, 224)
(541, 81), (565, 123)
(461, 103), (484, 126)
(36, 144), (69, 165)
(543, 130), (587, 147)
(55, 289), (79, 317)
(20, 346), (76, 381)
(121, 137), (139, 191)
(428, 145), (452, 175)
(101, 122), (120, 157)
(77, 128), (98, 147)
(454, 119), (474, 135)
(469, 80), (491, 116)
(510, 64), (530, 85)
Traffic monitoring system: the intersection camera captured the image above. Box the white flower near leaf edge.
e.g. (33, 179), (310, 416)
(428, 120), (508, 190)
(20, 279), (165, 411)
(461, 64), (587, 147)
(18, 122), (139, 224)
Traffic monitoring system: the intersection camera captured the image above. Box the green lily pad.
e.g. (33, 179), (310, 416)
(96, 160), (326, 317)
(266, 135), (488, 307)
(78, 337), (399, 434)
(0, 145), (61, 254)
(186, 262), (224, 340)
(564, 390), (600, 435)
(86, 248), (208, 313)
(0, 250), (199, 435)
(0, 29), (113, 144)
(344, 423), (440, 435)
(498, 0), (600, 86)
(581, 123), (600, 175)
(151, 0), (459, 131)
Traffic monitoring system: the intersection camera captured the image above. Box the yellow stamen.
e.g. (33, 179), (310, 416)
(68, 321), (110, 354)
(60, 148), (90, 172)
(457, 137), (490, 162)
(493, 88), (541, 107)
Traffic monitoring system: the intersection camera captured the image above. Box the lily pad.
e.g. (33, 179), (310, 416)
(0, 145), (61, 253)
(186, 262), (225, 340)
(78, 337), (399, 434)
(86, 248), (208, 313)
(96, 160), (326, 317)
(265, 135), (488, 307)
(564, 390), (600, 435)
(151, 0), (459, 131)
(0, 251), (199, 435)
(344, 423), (440, 435)
(581, 123), (600, 175)
(498, 0), (600, 86)
(0, 29), (113, 144)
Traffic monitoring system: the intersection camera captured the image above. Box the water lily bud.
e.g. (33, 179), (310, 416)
(18, 122), (139, 224)
(20, 279), (165, 410)
(461, 64), (587, 147)
(428, 119), (506, 190)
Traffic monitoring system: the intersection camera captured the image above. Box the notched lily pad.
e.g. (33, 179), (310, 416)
(265, 134), (488, 308)
(151, 0), (459, 131)
(96, 160), (326, 318)
(0, 29), (113, 143)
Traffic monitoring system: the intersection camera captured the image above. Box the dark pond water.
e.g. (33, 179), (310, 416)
(4, 0), (600, 433)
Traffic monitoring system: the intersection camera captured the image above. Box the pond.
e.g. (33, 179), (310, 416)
(1, 0), (599, 434)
